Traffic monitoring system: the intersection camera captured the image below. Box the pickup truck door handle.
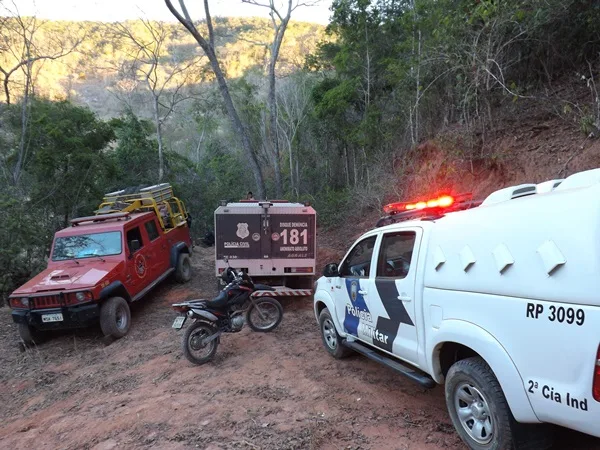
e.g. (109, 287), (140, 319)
(358, 290), (368, 295)
(398, 295), (412, 302)
(335, 285), (342, 289)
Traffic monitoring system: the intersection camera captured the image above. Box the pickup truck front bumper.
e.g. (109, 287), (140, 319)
(11, 303), (100, 330)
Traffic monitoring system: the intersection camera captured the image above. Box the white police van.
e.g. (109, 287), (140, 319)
(314, 168), (600, 449)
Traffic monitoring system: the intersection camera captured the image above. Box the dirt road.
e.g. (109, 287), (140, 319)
(1, 246), (598, 450)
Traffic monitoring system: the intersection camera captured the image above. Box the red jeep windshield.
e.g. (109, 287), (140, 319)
(52, 231), (122, 261)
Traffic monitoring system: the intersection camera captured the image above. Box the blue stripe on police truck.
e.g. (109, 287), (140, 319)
(343, 278), (370, 337)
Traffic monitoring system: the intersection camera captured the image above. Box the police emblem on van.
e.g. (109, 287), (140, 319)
(350, 280), (358, 302)
(236, 223), (249, 239)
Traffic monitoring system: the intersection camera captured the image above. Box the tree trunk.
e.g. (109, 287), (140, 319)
(164, 0), (265, 198)
(13, 62), (31, 185)
(153, 96), (165, 182)
(268, 66), (282, 197)
(3, 76), (11, 105)
(288, 141), (294, 196)
(213, 56), (265, 198)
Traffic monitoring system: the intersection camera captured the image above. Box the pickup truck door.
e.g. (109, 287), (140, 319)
(365, 228), (422, 365)
(332, 235), (378, 342)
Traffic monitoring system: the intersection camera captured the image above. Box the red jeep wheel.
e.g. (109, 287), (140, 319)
(100, 296), (131, 339)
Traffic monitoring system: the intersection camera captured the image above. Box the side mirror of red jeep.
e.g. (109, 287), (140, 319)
(129, 240), (141, 256)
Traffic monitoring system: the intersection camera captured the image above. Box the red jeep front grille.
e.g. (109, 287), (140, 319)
(31, 295), (62, 309)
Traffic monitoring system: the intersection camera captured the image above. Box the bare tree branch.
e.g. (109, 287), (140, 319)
(113, 18), (204, 181)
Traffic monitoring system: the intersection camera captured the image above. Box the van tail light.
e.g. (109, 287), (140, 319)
(284, 267), (313, 274)
(593, 345), (600, 402)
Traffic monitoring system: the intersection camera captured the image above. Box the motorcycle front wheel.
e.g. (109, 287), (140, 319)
(182, 321), (219, 365)
(247, 297), (283, 332)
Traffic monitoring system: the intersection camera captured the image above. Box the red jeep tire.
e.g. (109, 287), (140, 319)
(100, 296), (131, 339)
(18, 323), (45, 346)
(175, 253), (192, 283)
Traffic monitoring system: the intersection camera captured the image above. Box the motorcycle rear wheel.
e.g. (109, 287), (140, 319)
(182, 321), (218, 365)
(247, 297), (283, 332)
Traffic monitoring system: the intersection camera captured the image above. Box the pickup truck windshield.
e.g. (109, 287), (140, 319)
(52, 231), (122, 261)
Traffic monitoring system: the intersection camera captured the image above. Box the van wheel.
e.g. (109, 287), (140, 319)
(175, 253), (192, 283)
(319, 308), (351, 359)
(18, 323), (45, 346)
(100, 296), (131, 339)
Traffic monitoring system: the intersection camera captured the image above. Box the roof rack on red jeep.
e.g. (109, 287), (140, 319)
(71, 212), (131, 226)
(95, 184), (189, 232)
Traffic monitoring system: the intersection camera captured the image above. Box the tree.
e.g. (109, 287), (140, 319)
(277, 73), (313, 196)
(164, 0), (266, 198)
(108, 112), (159, 186)
(11, 99), (115, 227)
(0, 4), (83, 185)
(112, 19), (203, 182)
(242, 0), (318, 197)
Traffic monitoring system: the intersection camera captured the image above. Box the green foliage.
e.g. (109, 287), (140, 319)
(15, 99), (115, 227)
(108, 113), (159, 186)
(193, 141), (254, 230)
(307, 187), (352, 228)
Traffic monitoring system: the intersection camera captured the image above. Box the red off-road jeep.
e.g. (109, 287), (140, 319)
(8, 184), (193, 345)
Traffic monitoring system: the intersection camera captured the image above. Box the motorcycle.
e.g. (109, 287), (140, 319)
(171, 261), (284, 365)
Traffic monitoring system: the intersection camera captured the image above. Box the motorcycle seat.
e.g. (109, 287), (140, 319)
(254, 284), (275, 291)
(206, 291), (229, 308)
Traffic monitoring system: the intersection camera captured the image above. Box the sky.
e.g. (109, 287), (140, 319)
(8, 0), (334, 25)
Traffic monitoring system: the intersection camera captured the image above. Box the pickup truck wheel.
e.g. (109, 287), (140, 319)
(18, 323), (44, 346)
(319, 308), (351, 359)
(100, 296), (131, 339)
(175, 253), (192, 283)
(446, 357), (514, 450)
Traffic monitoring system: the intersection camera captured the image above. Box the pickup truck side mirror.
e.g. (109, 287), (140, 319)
(323, 263), (339, 277)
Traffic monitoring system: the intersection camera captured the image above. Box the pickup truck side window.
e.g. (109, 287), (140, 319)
(144, 220), (160, 241)
(339, 236), (377, 278)
(376, 231), (416, 279)
(126, 227), (144, 254)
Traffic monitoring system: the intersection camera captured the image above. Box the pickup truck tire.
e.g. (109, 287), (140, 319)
(175, 253), (192, 283)
(445, 357), (514, 450)
(100, 296), (131, 339)
(319, 308), (351, 359)
(18, 323), (44, 346)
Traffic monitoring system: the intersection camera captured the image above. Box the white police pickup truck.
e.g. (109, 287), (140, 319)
(314, 168), (600, 449)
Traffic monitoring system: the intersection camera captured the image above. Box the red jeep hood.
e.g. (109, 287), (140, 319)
(13, 261), (123, 295)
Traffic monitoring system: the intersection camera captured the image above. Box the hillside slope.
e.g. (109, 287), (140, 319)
(317, 82), (600, 264)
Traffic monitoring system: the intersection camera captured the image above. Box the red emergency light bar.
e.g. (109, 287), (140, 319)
(377, 192), (479, 227)
(384, 194), (460, 215)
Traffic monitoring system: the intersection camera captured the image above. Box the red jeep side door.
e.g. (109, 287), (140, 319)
(142, 217), (170, 278)
(124, 225), (152, 297)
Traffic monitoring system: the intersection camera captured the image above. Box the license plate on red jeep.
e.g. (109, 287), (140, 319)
(172, 316), (186, 329)
(41, 313), (63, 323)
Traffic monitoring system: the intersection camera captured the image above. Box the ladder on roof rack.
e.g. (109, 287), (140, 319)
(94, 184), (189, 231)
